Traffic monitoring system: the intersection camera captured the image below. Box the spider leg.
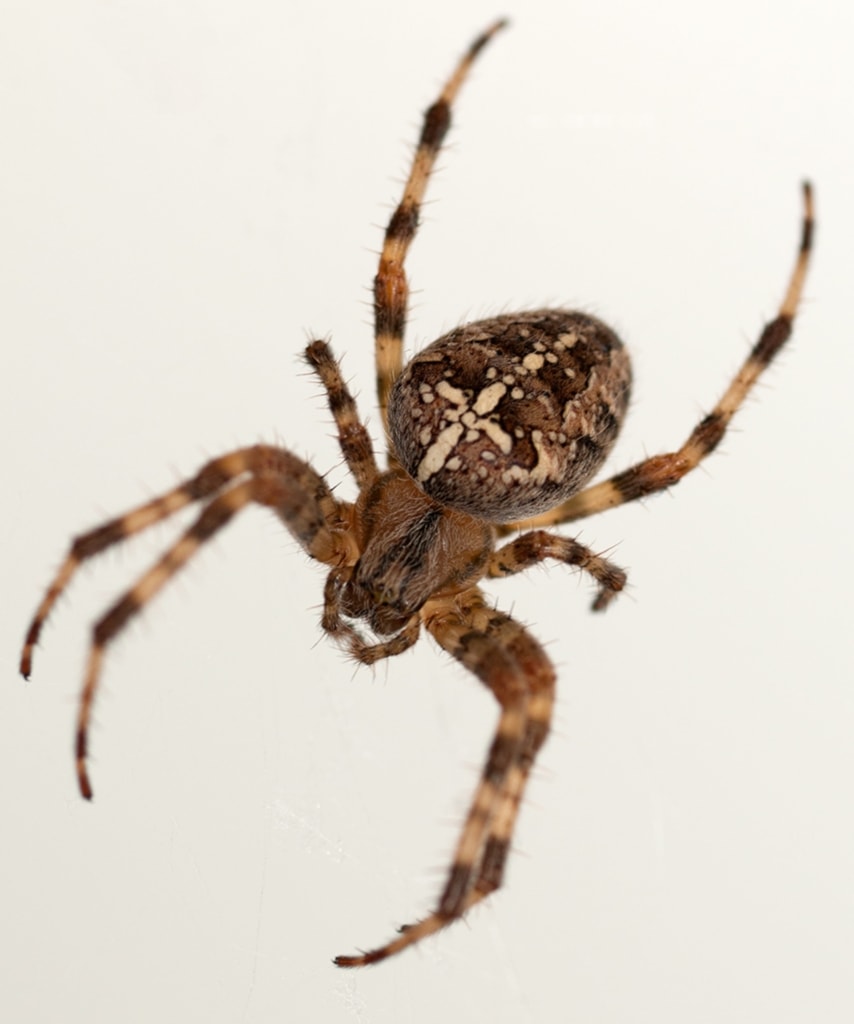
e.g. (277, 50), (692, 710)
(487, 530), (627, 611)
(305, 340), (379, 489)
(334, 587), (555, 967)
(21, 446), (349, 679)
(374, 19), (507, 462)
(468, 676), (554, 905)
(21, 446), (256, 677)
(74, 479), (257, 798)
(499, 181), (815, 535)
(22, 445), (355, 798)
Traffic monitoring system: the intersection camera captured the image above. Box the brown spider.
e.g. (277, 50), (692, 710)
(20, 20), (813, 967)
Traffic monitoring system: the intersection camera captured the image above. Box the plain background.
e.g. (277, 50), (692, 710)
(2, 1), (852, 1021)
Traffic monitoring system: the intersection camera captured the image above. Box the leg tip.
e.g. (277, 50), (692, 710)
(77, 764), (93, 801)
(334, 952), (369, 969)
(20, 643), (35, 679)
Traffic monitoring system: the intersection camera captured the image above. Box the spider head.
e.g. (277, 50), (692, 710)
(339, 470), (494, 636)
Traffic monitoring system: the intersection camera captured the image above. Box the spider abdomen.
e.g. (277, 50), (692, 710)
(388, 310), (632, 521)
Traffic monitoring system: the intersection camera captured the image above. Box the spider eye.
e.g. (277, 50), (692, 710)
(388, 309), (632, 521)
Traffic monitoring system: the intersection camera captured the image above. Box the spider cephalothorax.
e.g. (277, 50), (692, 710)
(21, 20), (813, 967)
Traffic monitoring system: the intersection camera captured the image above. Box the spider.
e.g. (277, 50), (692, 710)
(21, 19), (813, 967)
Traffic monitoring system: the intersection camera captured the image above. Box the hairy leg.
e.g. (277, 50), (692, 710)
(21, 445), (355, 798)
(488, 530), (627, 610)
(374, 20), (507, 460)
(501, 182), (814, 533)
(305, 340), (378, 489)
(21, 446), (344, 677)
(335, 587), (555, 966)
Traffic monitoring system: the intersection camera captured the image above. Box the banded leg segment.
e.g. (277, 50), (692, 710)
(488, 530), (627, 611)
(441, 598), (555, 906)
(473, 680), (554, 902)
(334, 587), (555, 967)
(501, 181), (815, 533)
(374, 19), (507, 460)
(75, 480), (257, 798)
(305, 340), (379, 489)
(20, 446), (349, 680)
(20, 445), (357, 798)
(21, 446), (264, 678)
